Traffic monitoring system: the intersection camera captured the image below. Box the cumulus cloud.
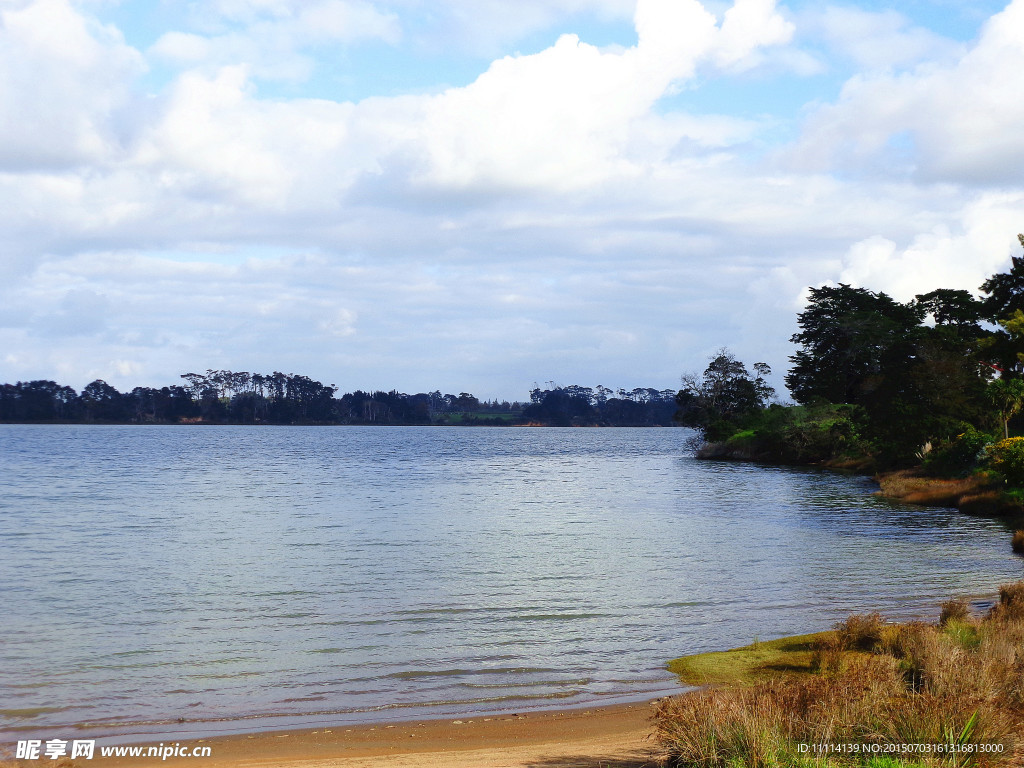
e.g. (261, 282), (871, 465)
(0, 0), (144, 170)
(2, 0), (1024, 397)
(409, 0), (792, 189)
(809, 6), (959, 71)
(791, 0), (1024, 184)
(150, 0), (400, 82)
(713, 0), (794, 70)
(837, 195), (1024, 301)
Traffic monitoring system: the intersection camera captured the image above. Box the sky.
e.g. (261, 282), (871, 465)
(2, 0), (1023, 401)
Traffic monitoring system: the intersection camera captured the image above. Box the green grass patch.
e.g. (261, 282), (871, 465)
(667, 631), (834, 686)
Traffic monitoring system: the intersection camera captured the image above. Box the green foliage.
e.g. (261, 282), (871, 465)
(921, 427), (994, 477)
(984, 437), (1024, 486)
(980, 238), (1024, 377)
(784, 282), (993, 466)
(713, 403), (871, 465)
(676, 350), (775, 441)
(986, 378), (1024, 439)
(941, 620), (980, 651)
(787, 284), (924, 406)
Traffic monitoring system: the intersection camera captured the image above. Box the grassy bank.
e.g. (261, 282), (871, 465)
(655, 585), (1024, 767)
(668, 633), (832, 686)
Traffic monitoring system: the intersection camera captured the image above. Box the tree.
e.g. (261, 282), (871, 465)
(980, 234), (1024, 322)
(786, 285), (923, 406)
(676, 350), (775, 440)
(914, 288), (984, 332)
(787, 283), (992, 463)
(987, 378), (1024, 439)
(978, 235), (1024, 376)
(80, 380), (125, 422)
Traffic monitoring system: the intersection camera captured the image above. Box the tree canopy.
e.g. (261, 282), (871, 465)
(675, 350), (775, 441)
(687, 235), (1024, 468)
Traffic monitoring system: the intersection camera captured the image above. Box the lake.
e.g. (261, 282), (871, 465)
(1, 425), (1021, 741)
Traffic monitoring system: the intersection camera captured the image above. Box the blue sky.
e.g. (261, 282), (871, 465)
(2, 0), (1024, 400)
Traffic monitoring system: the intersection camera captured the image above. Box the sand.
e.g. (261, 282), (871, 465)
(53, 701), (665, 768)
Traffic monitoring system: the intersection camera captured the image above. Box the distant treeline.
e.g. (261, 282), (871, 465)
(0, 370), (678, 427)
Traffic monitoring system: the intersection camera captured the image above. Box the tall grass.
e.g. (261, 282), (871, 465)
(654, 584), (1024, 767)
(1011, 531), (1024, 555)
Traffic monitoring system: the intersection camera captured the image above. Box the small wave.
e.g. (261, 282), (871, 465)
(386, 666), (557, 680)
(1, 707), (67, 719)
(508, 612), (614, 621)
(460, 677), (592, 689)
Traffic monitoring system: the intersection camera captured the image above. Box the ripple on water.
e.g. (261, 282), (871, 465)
(1, 424), (1021, 739)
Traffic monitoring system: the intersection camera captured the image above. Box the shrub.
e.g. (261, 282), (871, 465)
(942, 620), (981, 651)
(1012, 530), (1024, 555)
(656, 583), (1024, 767)
(984, 437), (1024, 487)
(989, 582), (1024, 623)
(923, 427), (994, 477)
(810, 633), (846, 676)
(836, 612), (887, 652)
(939, 598), (970, 626)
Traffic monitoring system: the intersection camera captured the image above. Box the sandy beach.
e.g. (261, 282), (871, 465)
(16, 701), (664, 768)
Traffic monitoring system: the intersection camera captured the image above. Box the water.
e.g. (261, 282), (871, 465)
(1, 425), (1021, 741)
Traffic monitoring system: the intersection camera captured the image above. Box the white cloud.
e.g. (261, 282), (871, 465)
(791, 0), (1024, 184)
(0, 0), (144, 169)
(412, 0), (791, 189)
(2, 0), (1024, 398)
(150, 0), (400, 82)
(714, 0), (794, 71)
(810, 6), (959, 71)
(838, 194), (1024, 301)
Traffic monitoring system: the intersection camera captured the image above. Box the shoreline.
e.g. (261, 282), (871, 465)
(697, 441), (1024, 524)
(5, 700), (665, 768)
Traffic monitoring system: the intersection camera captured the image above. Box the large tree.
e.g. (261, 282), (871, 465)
(786, 285), (923, 406)
(786, 283), (991, 462)
(676, 350), (774, 440)
(978, 234), (1024, 376)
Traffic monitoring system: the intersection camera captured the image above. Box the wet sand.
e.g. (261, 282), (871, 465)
(43, 701), (665, 768)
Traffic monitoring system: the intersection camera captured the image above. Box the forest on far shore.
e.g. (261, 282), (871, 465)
(0, 372), (679, 428)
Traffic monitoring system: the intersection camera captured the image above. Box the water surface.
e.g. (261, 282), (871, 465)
(1, 425), (1020, 740)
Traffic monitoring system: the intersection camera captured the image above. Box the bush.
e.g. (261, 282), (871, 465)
(836, 612), (887, 652)
(989, 582), (1024, 623)
(984, 437), (1024, 486)
(715, 402), (873, 465)
(923, 427), (994, 477)
(939, 598), (970, 626)
(810, 633), (846, 676)
(1012, 530), (1024, 555)
(656, 583), (1024, 767)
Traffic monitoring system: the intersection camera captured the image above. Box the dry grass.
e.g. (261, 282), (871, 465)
(655, 583), (1024, 767)
(939, 599), (970, 626)
(875, 471), (989, 507)
(836, 613), (888, 652)
(957, 492), (1009, 516)
(1012, 531), (1024, 555)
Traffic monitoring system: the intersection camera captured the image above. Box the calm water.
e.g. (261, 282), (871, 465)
(1, 425), (1021, 741)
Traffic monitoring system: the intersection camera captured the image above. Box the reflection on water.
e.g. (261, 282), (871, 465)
(0, 425), (1020, 739)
